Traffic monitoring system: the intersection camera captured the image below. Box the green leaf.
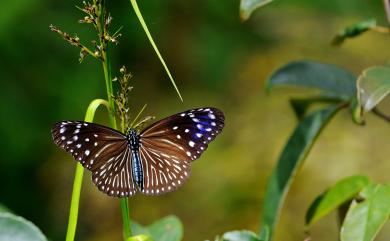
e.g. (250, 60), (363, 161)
(222, 230), (263, 241)
(341, 184), (390, 241)
(359, 183), (377, 200)
(127, 234), (154, 241)
(0, 204), (11, 214)
(260, 105), (343, 239)
(305, 175), (371, 226)
(239, 0), (273, 21)
(266, 61), (357, 100)
(290, 97), (342, 120)
(0, 213), (47, 241)
(357, 66), (390, 112)
(131, 215), (183, 241)
(332, 19), (377, 46)
(129, 0), (183, 101)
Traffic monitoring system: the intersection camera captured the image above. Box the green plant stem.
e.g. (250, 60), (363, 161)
(371, 25), (390, 34)
(102, 27), (133, 241)
(129, 0), (183, 101)
(66, 165), (84, 241)
(65, 99), (109, 241)
(372, 107), (390, 122)
(95, 1), (132, 238)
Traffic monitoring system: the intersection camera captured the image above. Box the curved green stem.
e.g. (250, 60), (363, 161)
(65, 99), (109, 241)
(129, 0), (183, 101)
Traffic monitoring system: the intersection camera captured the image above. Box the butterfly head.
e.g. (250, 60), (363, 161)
(126, 128), (140, 150)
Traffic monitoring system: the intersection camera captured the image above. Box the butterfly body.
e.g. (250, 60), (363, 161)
(52, 107), (225, 197)
(126, 129), (144, 190)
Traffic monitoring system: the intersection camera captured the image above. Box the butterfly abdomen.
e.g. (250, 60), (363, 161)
(127, 129), (144, 190)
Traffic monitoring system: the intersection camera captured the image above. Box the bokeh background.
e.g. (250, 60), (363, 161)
(1, 0), (389, 240)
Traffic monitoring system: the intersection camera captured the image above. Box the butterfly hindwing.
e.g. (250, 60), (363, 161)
(51, 121), (137, 197)
(51, 107), (225, 197)
(139, 107), (225, 195)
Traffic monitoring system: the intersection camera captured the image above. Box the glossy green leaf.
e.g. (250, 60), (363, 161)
(357, 66), (390, 112)
(127, 234), (154, 241)
(332, 19), (377, 46)
(267, 61), (356, 100)
(260, 105), (343, 239)
(359, 183), (377, 199)
(131, 215), (183, 241)
(305, 175), (370, 226)
(239, 0), (273, 21)
(221, 230), (263, 241)
(341, 184), (390, 241)
(0, 213), (47, 241)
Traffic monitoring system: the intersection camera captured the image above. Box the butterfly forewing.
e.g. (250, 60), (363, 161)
(51, 121), (137, 197)
(51, 107), (225, 197)
(139, 107), (225, 195)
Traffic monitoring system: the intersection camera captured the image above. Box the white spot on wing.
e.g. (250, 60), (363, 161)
(189, 141), (195, 147)
(208, 113), (216, 119)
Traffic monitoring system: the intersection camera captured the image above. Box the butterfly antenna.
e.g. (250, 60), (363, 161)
(130, 103), (148, 128)
(133, 116), (155, 130)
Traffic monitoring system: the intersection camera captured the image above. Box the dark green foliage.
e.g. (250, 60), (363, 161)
(260, 105), (342, 238)
(266, 60), (356, 100)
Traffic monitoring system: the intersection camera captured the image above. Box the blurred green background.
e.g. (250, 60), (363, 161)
(0, 0), (389, 240)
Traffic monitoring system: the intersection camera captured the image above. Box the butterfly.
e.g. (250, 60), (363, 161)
(51, 107), (225, 197)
